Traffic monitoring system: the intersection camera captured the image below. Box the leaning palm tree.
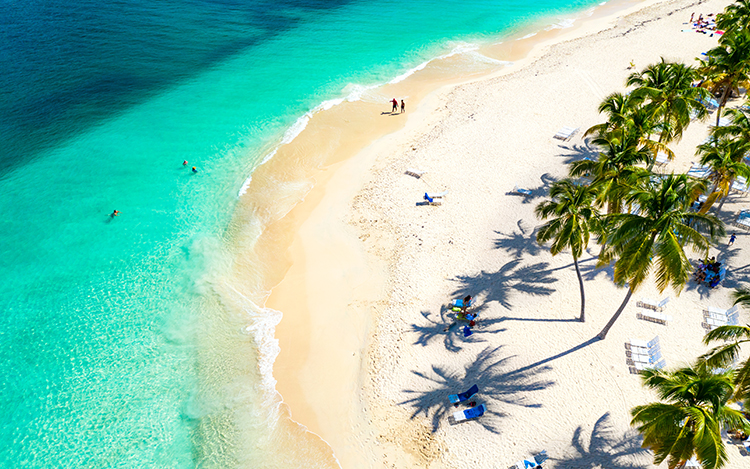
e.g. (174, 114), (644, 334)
(631, 365), (750, 469)
(596, 174), (724, 339)
(627, 59), (708, 143)
(701, 287), (750, 401)
(696, 137), (750, 214)
(535, 180), (600, 322)
(700, 29), (750, 125)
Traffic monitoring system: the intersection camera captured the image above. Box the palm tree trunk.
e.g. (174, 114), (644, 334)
(597, 287), (633, 339)
(715, 191), (729, 216)
(573, 256), (585, 322)
(716, 85), (732, 127)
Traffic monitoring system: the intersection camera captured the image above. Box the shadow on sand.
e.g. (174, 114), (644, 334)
(553, 412), (650, 469)
(399, 345), (553, 433)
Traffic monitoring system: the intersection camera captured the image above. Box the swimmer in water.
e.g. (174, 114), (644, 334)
(183, 160), (188, 166)
(192, 166), (198, 173)
(111, 210), (120, 217)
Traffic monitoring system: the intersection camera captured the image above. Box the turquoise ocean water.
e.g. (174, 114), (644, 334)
(1, 0), (607, 466)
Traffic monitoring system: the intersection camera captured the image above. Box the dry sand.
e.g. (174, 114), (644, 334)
(262, 0), (750, 467)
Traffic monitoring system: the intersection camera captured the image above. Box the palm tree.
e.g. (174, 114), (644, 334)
(596, 174), (724, 339)
(535, 180), (600, 322)
(701, 287), (750, 401)
(717, 0), (750, 33)
(627, 59), (708, 143)
(586, 92), (673, 169)
(712, 104), (750, 142)
(631, 365), (750, 469)
(569, 132), (651, 214)
(696, 137), (750, 214)
(700, 29), (750, 126)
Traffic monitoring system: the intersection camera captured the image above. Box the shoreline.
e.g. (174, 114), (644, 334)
(229, 0), (739, 466)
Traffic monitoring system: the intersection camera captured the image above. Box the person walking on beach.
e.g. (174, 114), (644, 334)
(729, 233), (737, 246)
(391, 98), (398, 113)
(401, 99), (405, 113)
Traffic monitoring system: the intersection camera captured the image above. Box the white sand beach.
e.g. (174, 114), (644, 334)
(260, 0), (750, 467)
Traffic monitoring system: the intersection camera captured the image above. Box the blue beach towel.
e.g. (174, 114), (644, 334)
(463, 326), (473, 337)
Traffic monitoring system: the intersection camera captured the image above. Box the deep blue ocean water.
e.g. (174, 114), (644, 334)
(0, 0), (605, 466)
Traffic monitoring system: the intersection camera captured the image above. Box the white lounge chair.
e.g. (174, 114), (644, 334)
(687, 163), (711, 179)
(735, 210), (750, 230)
(637, 297), (670, 311)
(511, 185), (532, 197)
(655, 152), (670, 165)
(731, 176), (749, 194)
(426, 190), (448, 199)
(405, 168), (426, 178)
(717, 117), (732, 127)
(636, 308), (672, 325)
(553, 126), (579, 141)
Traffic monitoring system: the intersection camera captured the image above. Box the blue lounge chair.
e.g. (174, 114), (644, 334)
(448, 384), (479, 404)
(511, 184), (532, 196)
(452, 404), (486, 422)
(451, 298), (474, 308)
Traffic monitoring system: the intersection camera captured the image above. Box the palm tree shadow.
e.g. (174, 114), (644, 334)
(554, 412), (650, 468)
(409, 306), (507, 353)
(399, 345), (553, 433)
(516, 173), (559, 204)
(450, 260), (558, 310)
(558, 141), (600, 166)
(580, 253), (615, 282)
(494, 220), (543, 259)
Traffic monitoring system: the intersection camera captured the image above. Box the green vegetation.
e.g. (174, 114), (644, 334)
(532, 2), (750, 466)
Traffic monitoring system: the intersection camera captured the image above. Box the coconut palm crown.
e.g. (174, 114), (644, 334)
(701, 287), (750, 401)
(631, 365), (750, 469)
(596, 174), (724, 339)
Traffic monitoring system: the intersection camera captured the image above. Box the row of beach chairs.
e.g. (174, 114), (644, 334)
(702, 305), (740, 330)
(626, 336), (665, 374)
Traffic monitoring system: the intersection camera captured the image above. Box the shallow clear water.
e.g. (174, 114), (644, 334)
(0, 0), (604, 466)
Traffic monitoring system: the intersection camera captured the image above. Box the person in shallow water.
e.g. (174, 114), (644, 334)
(192, 166), (198, 173)
(183, 160), (188, 166)
(110, 210), (120, 217)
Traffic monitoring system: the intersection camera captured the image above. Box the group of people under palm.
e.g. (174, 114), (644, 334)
(534, 1), (750, 467)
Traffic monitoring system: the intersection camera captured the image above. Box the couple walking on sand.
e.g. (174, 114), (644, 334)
(391, 98), (405, 113)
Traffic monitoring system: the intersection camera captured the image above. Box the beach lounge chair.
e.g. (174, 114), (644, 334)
(731, 176), (749, 194)
(717, 117), (731, 127)
(449, 384), (479, 404)
(452, 298), (474, 309)
(405, 168), (426, 178)
(636, 308), (672, 325)
(426, 190), (448, 199)
(744, 436), (750, 451)
(453, 404), (486, 422)
(420, 193), (442, 206)
(735, 210), (750, 230)
(511, 185), (533, 197)
(637, 296), (670, 311)
(553, 126), (579, 141)
(687, 163), (711, 179)
(655, 152), (670, 165)
(511, 451), (548, 469)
